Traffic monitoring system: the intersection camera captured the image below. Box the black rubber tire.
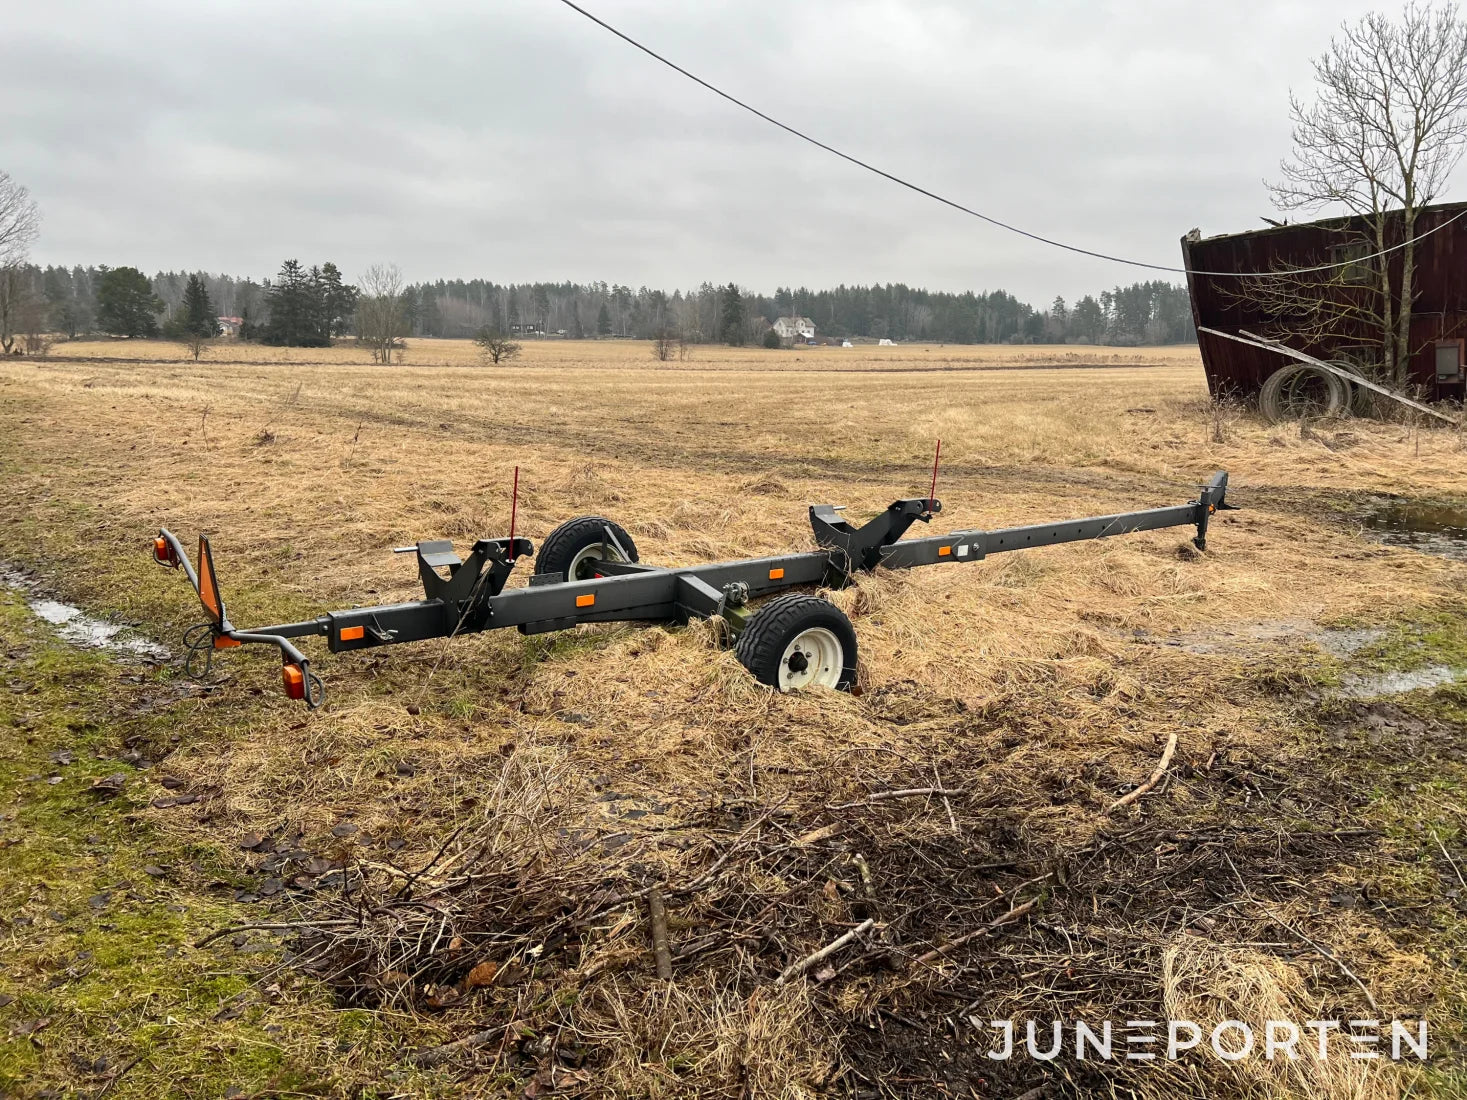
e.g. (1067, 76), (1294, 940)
(1259, 363), (1349, 423)
(533, 516), (639, 580)
(734, 593), (858, 692)
(1329, 359), (1376, 416)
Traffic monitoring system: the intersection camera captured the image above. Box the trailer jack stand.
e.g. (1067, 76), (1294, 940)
(155, 471), (1232, 708)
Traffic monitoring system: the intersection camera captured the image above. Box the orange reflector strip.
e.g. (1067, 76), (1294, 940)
(576, 593), (595, 608)
(282, 664), (306, 700)
(213, 635), (240, 649)
(769, 568), (785, 580)
(153, 536), (170, 563)
(938, 546), (952, 557)
(339, 625), (365, 642)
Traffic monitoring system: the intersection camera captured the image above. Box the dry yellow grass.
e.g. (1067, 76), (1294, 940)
(1, 338), (1461, 1098)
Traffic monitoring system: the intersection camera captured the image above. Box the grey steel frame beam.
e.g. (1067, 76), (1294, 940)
(877, 504), (1201, 569)
(321, 549), (830, 651)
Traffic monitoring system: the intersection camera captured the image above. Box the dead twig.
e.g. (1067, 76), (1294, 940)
(195, 919), (358, 949)
(911, 896), (1041, 968)
(678, 797), (788, 894)
(95, 1052), (148, 1099)
(401, 824), (468, 895)
(647, 886), (672, 981)
(851, 852), (876, 905)
(1434, 831), (1467, 891)
(1258, 903), (1381, 1016)
(777, 918), (876, 985)
(409, 1023), (512, 1068)
(563, 797), (790, 933)
(828, 787), (966, 810)
(1108, 731), (1179, 811)
(934, 763), (959, 836)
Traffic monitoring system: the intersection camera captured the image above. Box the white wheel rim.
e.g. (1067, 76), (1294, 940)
(778, 627), (843, 691)
(568, 540), (623, 580)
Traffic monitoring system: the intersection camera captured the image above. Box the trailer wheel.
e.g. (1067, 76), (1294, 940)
(534, 516), (639, 580)
(735, 594), (858, 692)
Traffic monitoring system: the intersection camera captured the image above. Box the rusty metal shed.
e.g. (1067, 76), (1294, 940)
(1181, 200), (1467, 402)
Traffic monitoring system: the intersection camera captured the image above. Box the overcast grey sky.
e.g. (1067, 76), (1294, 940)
(4, 0), (1452, 302)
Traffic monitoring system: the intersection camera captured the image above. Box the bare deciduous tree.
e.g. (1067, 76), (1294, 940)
(177, 332), (210, 361)
(0, 173), (40, 355)
(357, 263), (408, 364)
(651, 328), (676, 361)
(0, 172), (39, 267)
(0, 266), (27, 354)
(19, 287), (49, 356)
(1263, 4), (1467, 383)
(475, 326), (522, 365)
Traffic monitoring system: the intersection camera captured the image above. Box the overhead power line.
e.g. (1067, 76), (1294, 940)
(553, 0), (1467, 280)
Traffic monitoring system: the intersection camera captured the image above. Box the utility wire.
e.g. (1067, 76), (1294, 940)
(553, 0), (1467, 279)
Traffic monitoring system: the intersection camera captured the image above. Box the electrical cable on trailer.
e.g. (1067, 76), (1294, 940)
(551, 0), (1467, 279)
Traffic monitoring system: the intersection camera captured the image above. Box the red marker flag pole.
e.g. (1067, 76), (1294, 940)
(928, 439), (941, 513)
(508, 466), (520, 559)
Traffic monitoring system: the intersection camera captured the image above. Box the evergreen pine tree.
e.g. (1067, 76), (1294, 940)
(95, 267), (163, 337)
(719, 283), (744, 346)
(315, 262), (356, 339)
(180, 274), (220, 338)
(262, 260), (331, 347)
(419, 291), (442, 338)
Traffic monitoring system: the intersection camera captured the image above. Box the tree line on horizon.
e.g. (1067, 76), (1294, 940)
(11, 262), (1196, 349)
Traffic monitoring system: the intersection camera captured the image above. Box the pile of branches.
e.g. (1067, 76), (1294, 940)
(236, 776), (1061, 1020)
(209, 740), (1385, 1092)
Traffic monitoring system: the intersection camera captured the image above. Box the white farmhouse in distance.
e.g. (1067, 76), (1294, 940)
(772, 315), (816, 341)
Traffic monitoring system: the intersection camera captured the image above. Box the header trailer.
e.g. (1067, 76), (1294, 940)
(154, 472), (1232, 709)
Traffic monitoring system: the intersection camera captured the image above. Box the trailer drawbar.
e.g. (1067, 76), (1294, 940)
(153, 472), (1232, 709)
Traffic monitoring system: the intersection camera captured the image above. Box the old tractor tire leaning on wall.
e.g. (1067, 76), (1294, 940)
(1259, 362), (1350, 423)
(1327, 360), (1377, 417)
(734, 594), (858, 691)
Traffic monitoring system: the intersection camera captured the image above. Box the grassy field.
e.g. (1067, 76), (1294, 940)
(0, 338), (1465, 1098)
(47, 337), (1202, 371)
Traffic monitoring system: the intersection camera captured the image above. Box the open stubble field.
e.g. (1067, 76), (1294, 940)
(0, 338), (1464, 1099)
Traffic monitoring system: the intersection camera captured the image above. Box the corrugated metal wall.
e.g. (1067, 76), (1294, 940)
(1180, 202), (1467, 400)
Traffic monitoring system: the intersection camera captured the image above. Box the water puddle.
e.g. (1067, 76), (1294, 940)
(1132, 619), (1384, 659)
(1130, 618), (1463, 698)
(2, 569), (170, 662)
(1363, 499), (1467, 562)
(1340, 665), (1467, 699)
